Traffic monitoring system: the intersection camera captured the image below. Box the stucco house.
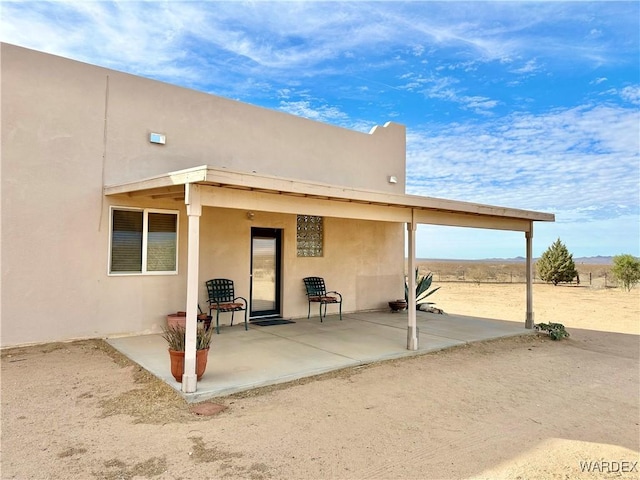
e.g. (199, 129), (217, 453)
(1, 43), (553, 391)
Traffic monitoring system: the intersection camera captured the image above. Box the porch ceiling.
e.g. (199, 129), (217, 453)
(104, 165), (554, 230)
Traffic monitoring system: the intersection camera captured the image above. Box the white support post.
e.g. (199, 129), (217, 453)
(525, 227), (534, 329)
(182, 183), (202, 393)
(407, 215), (418, 350)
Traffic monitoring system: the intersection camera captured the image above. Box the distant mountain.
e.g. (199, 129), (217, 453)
(573, 256), (614, 265)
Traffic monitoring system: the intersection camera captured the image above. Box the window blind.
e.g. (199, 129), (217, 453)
(111, 210), (143, 272)
(147, 212), (177, 272)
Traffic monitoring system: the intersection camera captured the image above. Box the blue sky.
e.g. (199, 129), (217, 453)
(2, 1), (639, 259)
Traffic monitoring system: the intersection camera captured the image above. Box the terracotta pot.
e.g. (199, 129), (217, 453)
(167, 312), (187, 329)
(167, 312), (212, 330)
(168, 348), (209, 382)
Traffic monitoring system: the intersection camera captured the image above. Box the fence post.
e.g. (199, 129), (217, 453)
(589, 272), (592, 285)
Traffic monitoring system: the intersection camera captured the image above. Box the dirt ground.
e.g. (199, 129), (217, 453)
(2, 283), (639, 479)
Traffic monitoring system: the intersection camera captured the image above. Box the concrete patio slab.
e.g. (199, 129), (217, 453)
(107, 310), (531, 402)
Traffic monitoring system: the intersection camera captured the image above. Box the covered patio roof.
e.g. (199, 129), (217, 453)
(104, 165), (554, 231)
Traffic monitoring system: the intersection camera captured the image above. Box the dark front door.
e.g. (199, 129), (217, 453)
(250, 228), (282, 318)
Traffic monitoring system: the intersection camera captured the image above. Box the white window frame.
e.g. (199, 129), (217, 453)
(108, 206), (179, 276)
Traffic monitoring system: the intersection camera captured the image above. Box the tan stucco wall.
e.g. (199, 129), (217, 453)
(104, 77), (406, 190)
(2, 43), (405, 191)
(1, 186), (404, 346)
(199, 209), (405, 320)
(1, 43), (406, 347)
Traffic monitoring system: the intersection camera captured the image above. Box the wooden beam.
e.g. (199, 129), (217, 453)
(525, 228), (534, 329)
(182, 184), (202, 394)
(104, 165), (554, 225)
(199, 187), (412, 223)
(407, 215), (418, 350)
(414, 209), (532, 232)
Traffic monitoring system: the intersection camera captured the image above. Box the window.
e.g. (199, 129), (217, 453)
(297, 215), (323, 257)
(109, 207), (178, 274)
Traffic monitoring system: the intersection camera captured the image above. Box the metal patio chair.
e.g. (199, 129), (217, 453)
(303, 276), (342, 322)
(205, 278), (248, 334)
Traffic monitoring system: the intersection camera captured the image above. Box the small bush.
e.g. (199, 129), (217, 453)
(611, 254), (640, 291)
(535, 322), (570, 340)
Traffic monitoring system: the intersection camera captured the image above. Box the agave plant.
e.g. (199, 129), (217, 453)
(405, 268), (441, 306)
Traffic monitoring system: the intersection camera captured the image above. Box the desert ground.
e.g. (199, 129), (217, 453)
(2, 281), (639, 480)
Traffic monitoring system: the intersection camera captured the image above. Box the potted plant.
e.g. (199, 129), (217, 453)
(166, 311), (187, 329)
(162, 324), (213, 382)
(388, 299), (408, 311)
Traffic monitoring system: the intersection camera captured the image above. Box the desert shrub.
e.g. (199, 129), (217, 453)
(468, 267), (488, 285)
(611, 254), (640, 291)
(536, 322), (570, 340)
(537, 239), (578, 286)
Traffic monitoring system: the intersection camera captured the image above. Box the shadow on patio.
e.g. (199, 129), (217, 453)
(107, 310), (531, 403)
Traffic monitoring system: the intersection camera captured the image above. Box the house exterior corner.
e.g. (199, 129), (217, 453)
(1, 43), (407, 347)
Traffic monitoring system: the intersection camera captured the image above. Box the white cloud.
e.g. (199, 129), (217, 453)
(412, 44), (425, 57)
(3, 1), (637, 92)
(406, 104), (640, 223)
(279, 100), (349, 124)
(511, 58), (542, 75)
(460, 96), (499, 114)
(620, 85), (640, 105)
(588, 29), (603, 39)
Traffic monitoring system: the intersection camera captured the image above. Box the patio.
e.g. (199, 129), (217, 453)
(107, 310), (531, 403)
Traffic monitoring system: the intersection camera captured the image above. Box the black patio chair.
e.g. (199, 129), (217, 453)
(303, 277), (342, 322)
(205, 278), (248, 334)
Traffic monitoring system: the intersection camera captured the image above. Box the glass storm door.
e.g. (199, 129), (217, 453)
(250, 228), (282, 318)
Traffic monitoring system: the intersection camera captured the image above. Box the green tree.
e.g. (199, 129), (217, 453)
(611, 254), (640, 291)
(536, 238), (578, 285)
